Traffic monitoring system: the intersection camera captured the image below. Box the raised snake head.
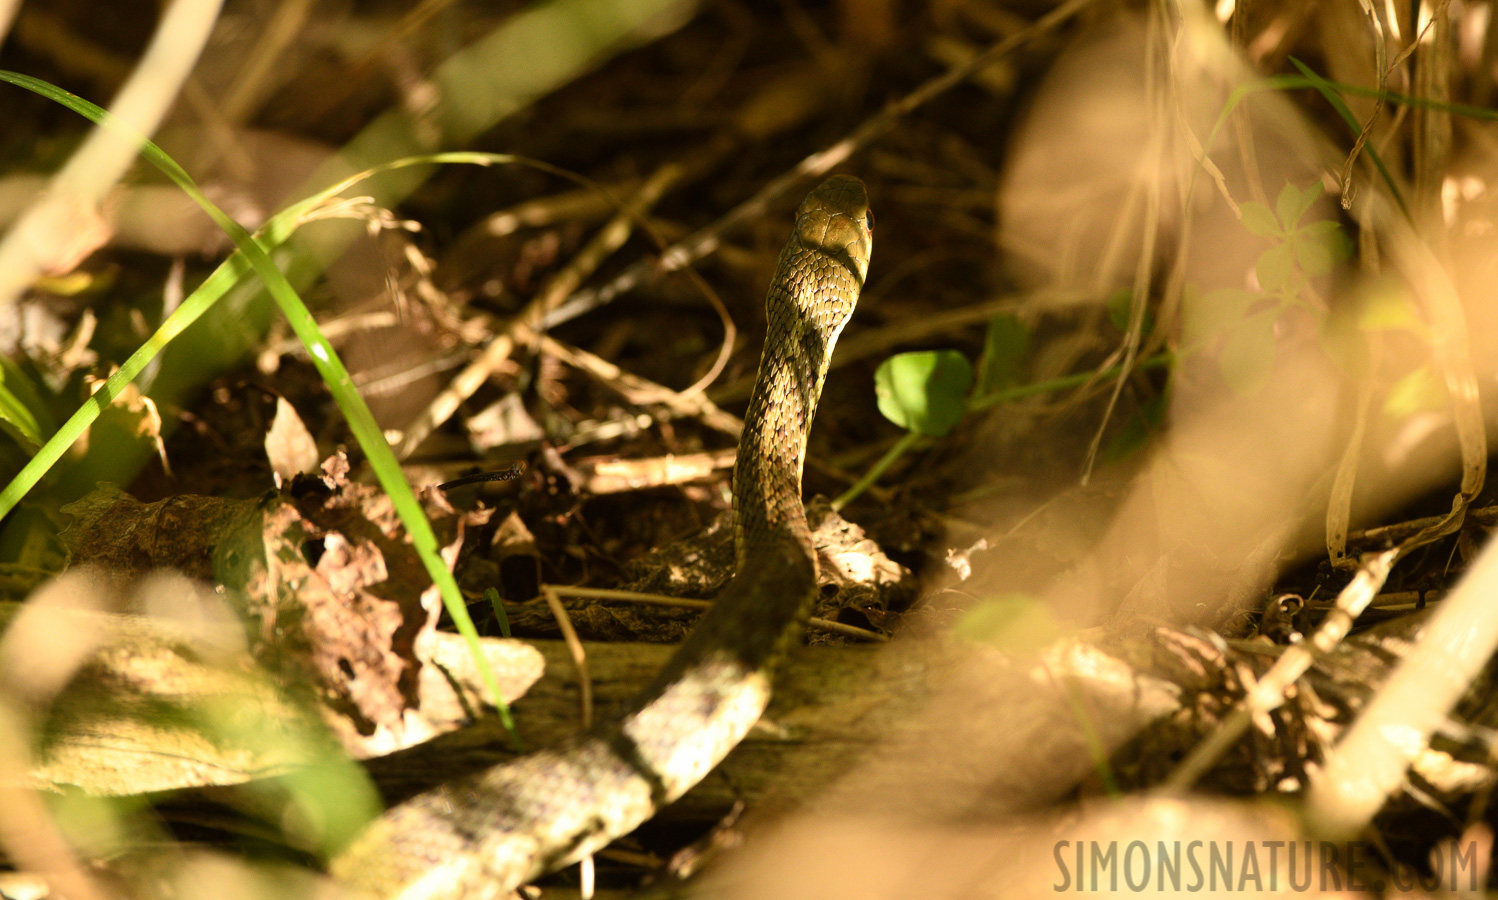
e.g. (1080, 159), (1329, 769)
(792, 173), (874, 296)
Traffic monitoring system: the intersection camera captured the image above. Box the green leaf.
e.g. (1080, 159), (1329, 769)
(1384, 366), (1447, 418)
(1101, 390), (1169, 464)
(1182, 287), (1259, 347)
(1105, 289), (1154, 338)
(976, 314), (1029, 395)
(1356, 284), (1422, 332)
(1299, 219), (1342, 236)
(1276, 180), (1322, 229)
(1255, 241), (1297, 295)
(1291, 233), (1334, 277)
(1219, 310), (1279, 394)
(1240, 201), (1282, 237)
(955, 593), (1070, 653)
(874, 350), (973, 437)
(0, 359), (46, 450)
(486, 587), (512, 638)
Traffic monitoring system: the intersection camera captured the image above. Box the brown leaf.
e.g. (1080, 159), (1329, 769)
(264, 396), (320, 486)
(60, 473), (486, 755)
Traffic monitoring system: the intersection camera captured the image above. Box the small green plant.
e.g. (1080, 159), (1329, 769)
(1182, 181), (1353, 394)
(835, 313), (1024, 510)
(836, 178), (1363, 505)
(835, 311), (1173, 508)
(832, 348), (971, 511)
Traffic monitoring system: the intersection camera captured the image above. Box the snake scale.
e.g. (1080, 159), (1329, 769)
(331, 175), (874, 898)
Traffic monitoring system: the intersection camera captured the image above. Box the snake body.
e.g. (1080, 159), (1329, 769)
(331, 175), (873, 899)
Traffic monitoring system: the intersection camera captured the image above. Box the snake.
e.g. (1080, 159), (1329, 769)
(330, 174), (874, 899)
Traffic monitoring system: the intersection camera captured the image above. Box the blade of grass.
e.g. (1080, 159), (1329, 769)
(1285, 57), (1411, 222)
(0, 72), (567, 736)
(1199, 70), (1409, 220)
(967, 351), (1175, 412)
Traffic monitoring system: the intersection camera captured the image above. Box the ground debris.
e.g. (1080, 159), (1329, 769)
(54, 455), (526, 761)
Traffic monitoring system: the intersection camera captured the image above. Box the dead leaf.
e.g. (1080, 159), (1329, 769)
(264, 396), (320, 486)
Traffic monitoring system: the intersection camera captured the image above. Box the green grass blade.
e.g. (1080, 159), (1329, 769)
(1285, 58), (1410, 221)
(1197, 67), (1409, 220)
(0, 71), (525, 733)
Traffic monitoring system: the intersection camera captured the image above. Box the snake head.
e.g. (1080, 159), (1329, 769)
(793, 174), (873, 290)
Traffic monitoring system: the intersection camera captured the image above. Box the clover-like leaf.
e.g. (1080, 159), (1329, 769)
(1276, 180), (1323, 229)
(1255, 241), (1297, 295)
(1299, 219), (1342, 237)
(875, 349), (973, 437)
(1292, 233), (1334, 278)
(1182, 287), (1258, 348)
(1240, 201), (1281, 238)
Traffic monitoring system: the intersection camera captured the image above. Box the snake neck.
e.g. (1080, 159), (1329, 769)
(329, 177), (872, 900)
(732, 240), (858, 566)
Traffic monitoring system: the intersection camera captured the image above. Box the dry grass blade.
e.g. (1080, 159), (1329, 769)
(217, 0), (315, 127)
(542, 585), (592, 729)
(1333, 0), (1387, 207)
(1411, 4), (1454, 220)
(1325, 339), (1379, 568)
(572, 449), (735, 495)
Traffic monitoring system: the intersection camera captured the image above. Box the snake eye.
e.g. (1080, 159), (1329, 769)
(864, 210), (875, 232)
